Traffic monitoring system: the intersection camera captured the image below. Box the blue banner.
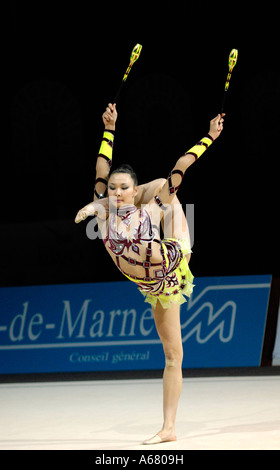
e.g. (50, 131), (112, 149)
(0, 275), (271, 374)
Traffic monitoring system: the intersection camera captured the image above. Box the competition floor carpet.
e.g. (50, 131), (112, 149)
(0, 376), (279, 450)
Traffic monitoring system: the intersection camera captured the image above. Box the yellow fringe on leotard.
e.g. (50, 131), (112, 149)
(123, 238), (195, 310)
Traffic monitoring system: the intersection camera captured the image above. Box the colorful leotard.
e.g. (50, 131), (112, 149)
(102, 205), (194, 308)
(95, 130), (213, 308)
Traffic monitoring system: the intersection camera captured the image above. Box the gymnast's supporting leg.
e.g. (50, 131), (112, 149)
(143, 301), (183, 444)
(143, 196), (190, 444)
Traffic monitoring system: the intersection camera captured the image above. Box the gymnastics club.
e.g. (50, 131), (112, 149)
(220, 49), (238, 113)
(113, 43), (142, 103)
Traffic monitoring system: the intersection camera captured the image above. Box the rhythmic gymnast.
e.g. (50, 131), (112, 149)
(75, 103), (224, 444)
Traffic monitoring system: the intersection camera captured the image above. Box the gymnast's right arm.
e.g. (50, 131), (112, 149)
(94, 103), (117, 201)
(75, 104), (117, 224)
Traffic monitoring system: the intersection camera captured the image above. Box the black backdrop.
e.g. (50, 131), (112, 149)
(2, 2), (279, 287)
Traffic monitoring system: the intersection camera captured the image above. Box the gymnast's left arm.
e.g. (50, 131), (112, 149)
(152, 114), (225, 208)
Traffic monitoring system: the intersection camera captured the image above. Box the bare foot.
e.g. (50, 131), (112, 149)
(143, 430), (177, 445)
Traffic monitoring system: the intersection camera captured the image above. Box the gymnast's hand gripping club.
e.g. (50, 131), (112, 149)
(113, 43), (142, 103)
(221, 48), (238, 113)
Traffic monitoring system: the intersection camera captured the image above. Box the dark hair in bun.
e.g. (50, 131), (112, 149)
(109, 164), (138, 186)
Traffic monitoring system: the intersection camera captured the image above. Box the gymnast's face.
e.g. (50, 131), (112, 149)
(108, 173), (138, 208)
